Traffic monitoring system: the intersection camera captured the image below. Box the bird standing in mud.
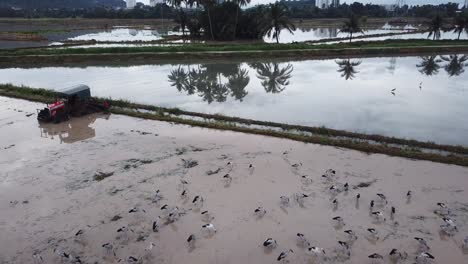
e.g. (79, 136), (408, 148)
(254, 207), (267, 218)
(306, 246), (326, 260)
(389, 248), (407, 262)
(201, 210), (214, 222)
(371, 211), (385, 222)
(263, 238), (277, 249)
(102, 243), (116, 256)
(223, 173), (232, 186)
(280, 196), (290, 207)
(368, 253), (383, 263)
(416, 252), (435, 264)
(192, 195), (204, 209)
(277, 249), (293, 263)
(202, 223), (216, 235)
(152, 189), (163, 203)
(296, 233), (309, 247)
(337, 241), (350, 258)
(344, 230), (358, 241)
(367, 228), (379, 240)
(414, 237), (430, 252)
(332, 216), (345, 227)
(187, 234), (196, 249)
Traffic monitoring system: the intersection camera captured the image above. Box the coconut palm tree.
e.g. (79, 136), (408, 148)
(233, 0), (251, 39)
(199, 0), (216, 40)
(336, 59), (362, 80)
(451, 15), (468, 40)
(265, 2), (296, 44)
(416, 56), (442, 76)
(168, 66), (188, 92)
(427, 14), (443, 40)
(227, 68), (250, 101)
(252, 63), (293, 93)
(441, 55), (468, 76)
(340, 14), (364, 42)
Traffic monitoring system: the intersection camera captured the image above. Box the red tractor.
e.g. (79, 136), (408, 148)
(37, 85), (110, 123)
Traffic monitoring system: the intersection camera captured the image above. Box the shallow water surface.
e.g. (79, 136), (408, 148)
(1, 54), (467, 145)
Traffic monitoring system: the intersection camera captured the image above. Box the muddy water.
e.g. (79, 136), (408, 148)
(1, 96), (468, 264)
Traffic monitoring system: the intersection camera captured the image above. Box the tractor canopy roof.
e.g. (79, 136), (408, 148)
(57, 84), (91, 99)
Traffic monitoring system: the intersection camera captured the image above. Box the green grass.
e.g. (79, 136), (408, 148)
(1, 83), (468, 167)
(1, 39), (468, 57)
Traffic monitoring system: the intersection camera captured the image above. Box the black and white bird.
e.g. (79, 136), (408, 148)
(32, 253), (44, 263)
(53, 249), (70, 261)
(223, 174), (232, 185)
(414, 237), (430, 252)
(436, 202), (450, 216)
(391, 206), (396, 215)
(440, 218), (458, 235)
(356, 193), (360, 200)
(263, 238), (277, 249)
(152, 220), (160, 233)
(344, 183), (349, 192)
(370, 200), (375, 209)
(296, 233), (310, 247)
(167, 207), (181, 223)
(371, 211), (385, 222)
(126, 256), (140, 264)
(129, 207), (145, 213)
(416, 252), (435, 264)
(102, 243), (116, 256)
(254, 207), (267, 218)
(322, 169), (336, 180)
(376, 193), (387, 204)
(389, 248), (407, 262)
(407, 190), (412, 198)
(277, 249), (293, 263)
(332, 216), (345, 227)
(187, 234), (196, 248)
(202, 223), (216, 235)
(152, 189), (163, 203)
(344, 230), (358, 241)
(301, 175), (313, 184)
(291, 163), (302, 168)
(368, 253), (383, 262)
(181, 189), (188, 199)
(201, 210), (214, 222)
(280, 196), (290, 207)
(192, 195), (204, 209)
(295, 193), (309, 206)
(332, 199), (338, 209)
(337, 241), (350, 258)
(367, 228), (379, 240)
(462, 236), (468, 249)
(306, 246), (326, 258)
(75, 229), (84, 237)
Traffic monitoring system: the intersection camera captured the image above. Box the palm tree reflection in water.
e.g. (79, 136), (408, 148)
(336, 59), (362, 80)
(168, 62), (293, 103)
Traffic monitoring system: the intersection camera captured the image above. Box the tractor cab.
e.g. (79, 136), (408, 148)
(37, 85), (109, 123)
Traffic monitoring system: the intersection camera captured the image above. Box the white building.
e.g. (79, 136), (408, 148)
(126, 0), (136, 9)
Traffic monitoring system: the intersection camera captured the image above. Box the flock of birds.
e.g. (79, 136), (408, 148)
(33, 156), (468, 264)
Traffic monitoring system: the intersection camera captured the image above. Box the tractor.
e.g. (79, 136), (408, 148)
(37, 84), (110, 123)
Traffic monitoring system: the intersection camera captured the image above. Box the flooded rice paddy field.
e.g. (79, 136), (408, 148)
(1, 97), (468, 264)
(1, 54), (468, 146)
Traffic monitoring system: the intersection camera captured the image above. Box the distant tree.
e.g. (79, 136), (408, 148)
(451, 14), (468, 40)
(336, 59), (361, 80)
(233, 0), (251, 39)
(252, 62), (293, 93)
(441, 55), (468, 76)
(416, 56), (442, 76)
(265, 2), (296, 44)
(340, 14), (364, 42)
(427, 14), (443, 40)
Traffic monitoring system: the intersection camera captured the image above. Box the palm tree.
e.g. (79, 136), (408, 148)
(199, 0), (215, 40)
(168, 66), (188, 92)
(340, 14), (364, 42)
(336, 59), (361, 80)
(265, 2), (296, 44)
(416, 56), (442, 76)
(252, 63), (293, 93)
(441, 55), (468, 76)
(427, 14), (443, 40)
(233, 0), (251, 39)
(227, 68), (250, 101)
(451, 15), (468, 40)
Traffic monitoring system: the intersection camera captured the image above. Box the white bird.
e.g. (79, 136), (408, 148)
(202, 223), (216, 235)
(344, 230), (357, 241)
(201, 210), (214, 222)
(368, 253), (383, 263)
(167, 207), (181, 223)
(332, 199), (338, 209)
(280, 196), (290, 207)
(322, 169), (336, 180)
(223, 174), (232, 185)
(416, 252), (435, 264)
(295, 193), (309, 206)
(376, 193), (387, 204)
(32, 253), (43, 263)
(436, 202), (450, 216)
(180, 189), (188, 199)
(296, 233), (310, 247)
(371, 211), (385, 222)
(126, 256), (140, 264)
(344, 183), (349, 192)
(300, 175), (313, 184)
(102, 243), (116, 256)
(254, 207), (267, 218)
(192, 196), (204, 209)
(152, 189), (163, 203)
(306, 246), (326, 258)
(277, 249), (293, 263)
(389, 248), (407, 262)
(414, 237), (430, 252)
(187, 234), (196, 248)
(337, 241), (350, 258)
(462, 236), (468, 249)
(332, 216), (345, 227)
(263, 238), (277, 249)
(367, 228), (379, 240)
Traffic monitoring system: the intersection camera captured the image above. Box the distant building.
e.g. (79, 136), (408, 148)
(126, 0), (136, 9)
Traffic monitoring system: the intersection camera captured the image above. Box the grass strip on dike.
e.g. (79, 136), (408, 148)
(1, 84), (468, 167)
(2, 39), (468, 57)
